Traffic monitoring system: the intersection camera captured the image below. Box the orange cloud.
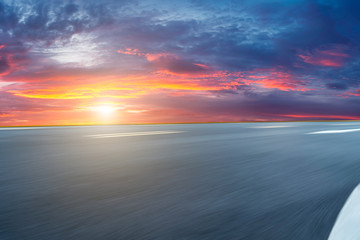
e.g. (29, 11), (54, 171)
(0, 113), (15, 118)
(0, 58), (317, 126)
(6, 66), (312, 105)
(117, 48), (143, 56)
(7, 70), (229, 100)
(9, 82), (139, 99)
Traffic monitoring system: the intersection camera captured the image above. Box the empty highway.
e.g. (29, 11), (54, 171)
(1, 122), (360, 239)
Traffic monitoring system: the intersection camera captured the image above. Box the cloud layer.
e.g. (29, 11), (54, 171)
(1, 0), (360, 125)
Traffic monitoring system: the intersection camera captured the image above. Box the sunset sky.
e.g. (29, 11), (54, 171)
(1, 0), (360, 126)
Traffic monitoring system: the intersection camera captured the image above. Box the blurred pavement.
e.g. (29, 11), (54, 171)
(1, 122), (360, 239)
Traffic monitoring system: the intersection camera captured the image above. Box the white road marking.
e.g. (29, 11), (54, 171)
(86, 130), (185, 138)
(328, 184), (360, 240)
(308, 128), (360, 134)
(248, 125), (293, 129)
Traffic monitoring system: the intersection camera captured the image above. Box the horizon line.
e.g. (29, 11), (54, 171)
(1, 119), (360, 128)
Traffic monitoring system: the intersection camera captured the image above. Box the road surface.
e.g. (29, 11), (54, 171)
(1, 122), (360, 239)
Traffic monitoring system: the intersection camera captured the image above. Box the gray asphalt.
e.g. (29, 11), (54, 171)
(1, 122), (360, 240)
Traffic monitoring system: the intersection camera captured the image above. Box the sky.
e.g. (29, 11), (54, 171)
(1, 0), (360, 126)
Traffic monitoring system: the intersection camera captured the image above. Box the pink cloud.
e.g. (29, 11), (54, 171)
(298, 45), (349, 67)
(117, 48), (143, 56)
(342, 89), (360, 97)
(242, 69), (311, 92)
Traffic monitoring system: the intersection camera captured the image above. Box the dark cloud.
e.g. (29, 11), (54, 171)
(0, 0), (135, 45)
(149, 55), (208, 74)
(0, 56), (10, 74)
(64, 2), (79, 15)
(326, 83), (348, 91)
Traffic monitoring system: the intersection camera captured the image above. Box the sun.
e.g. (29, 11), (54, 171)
(92, 105), (117, 115)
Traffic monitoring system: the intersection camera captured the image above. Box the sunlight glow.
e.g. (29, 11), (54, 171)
(91, 105), (117, 116)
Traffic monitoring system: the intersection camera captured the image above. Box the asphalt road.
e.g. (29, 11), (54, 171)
(1, 122), (360, 240)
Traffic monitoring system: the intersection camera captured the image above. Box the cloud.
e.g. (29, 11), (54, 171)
(2, 0), (360, 125)
(343, 89), (360, 97)
(0, 55), (10, 75)
(242, 69), (311, 92)
(326, 83), (348, 91)
(148, 55), (209, 74)
(117, 48), (209, 74)
(279, 114), (360, 120)
(0, 45), (16, 77)
(298, 45), (349, 67)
